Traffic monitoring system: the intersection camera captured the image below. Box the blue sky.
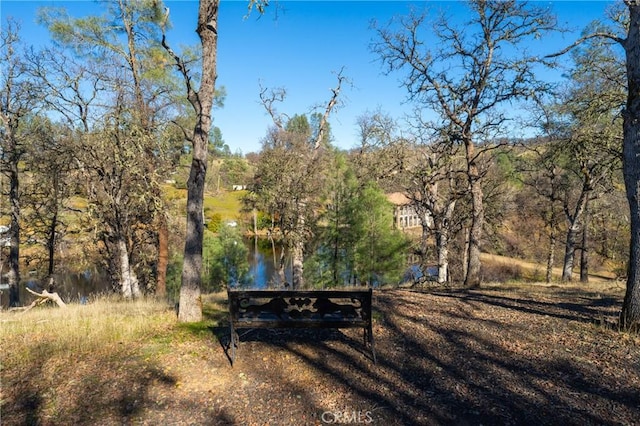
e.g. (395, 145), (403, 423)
(1, 1), (616, 154)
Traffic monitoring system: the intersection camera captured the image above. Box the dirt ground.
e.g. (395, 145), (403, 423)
(142, 283), (639, 426)
(4, 282), (640, 426)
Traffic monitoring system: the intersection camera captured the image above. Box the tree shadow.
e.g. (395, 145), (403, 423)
(210, 288), (638, 425)
(3, 342), (179, 425)
(430, 287), (621, 324)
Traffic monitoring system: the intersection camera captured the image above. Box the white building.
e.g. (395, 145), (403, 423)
(387, 193), (432, 230)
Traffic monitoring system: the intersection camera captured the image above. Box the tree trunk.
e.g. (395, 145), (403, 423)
(156, 215), (168, 298)
(546, 222), (556, 283)
(462, 225), (470, 282)
(562, 221), (579, 282)
(118, 238), (140, 299)
(8, 153), (20, 307)
(621, 3), (640, 331)
(292, 240), (304, 289)
(580, 199), (590, 283)
(46, 209), (57, 277)
(278, 244), (286, 286)
(178, 0), (219, 323)
(180, 153), (207, 321)
(463, 135), (484, 288)
(465, 177), (484, 288)
(290, 199), (306, 289)
(46, 174), (60, 278)
(435, 228), (449, 284)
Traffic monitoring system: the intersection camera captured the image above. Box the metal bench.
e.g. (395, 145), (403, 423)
(227, 288), (376, 364)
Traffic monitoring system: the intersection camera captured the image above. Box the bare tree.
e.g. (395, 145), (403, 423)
(162, 0), (221, 321)
(253, 73), (343, 288)
(373, 0), (557, 287)
(0, 21), (43, 306)
(401, 140), (466, 285)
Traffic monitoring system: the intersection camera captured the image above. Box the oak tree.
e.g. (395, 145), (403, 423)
(373, 0), (557, 287)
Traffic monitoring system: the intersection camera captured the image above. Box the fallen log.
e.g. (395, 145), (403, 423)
(18, 287), (67, 312)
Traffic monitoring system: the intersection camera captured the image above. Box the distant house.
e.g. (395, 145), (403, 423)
(387, 192), (432, 230)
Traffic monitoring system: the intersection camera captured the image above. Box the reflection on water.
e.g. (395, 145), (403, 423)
(1, 240), (283, 307)
(241, 237), (290, 289)
(1, 267), (111, 309)
(1, 237), (418, 306)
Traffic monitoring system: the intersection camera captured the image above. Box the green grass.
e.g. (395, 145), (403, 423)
(203, 190), (246, 221)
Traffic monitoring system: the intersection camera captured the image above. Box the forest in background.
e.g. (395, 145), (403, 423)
(1, 0), (637, 330)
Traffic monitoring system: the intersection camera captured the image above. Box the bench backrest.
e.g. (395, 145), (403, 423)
(228, 289), (372, 329)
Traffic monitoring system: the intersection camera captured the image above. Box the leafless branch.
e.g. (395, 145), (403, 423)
(312, 67), (346, 149)
(545, 32), (625, 59)
(160, 8), (198, 111)
(259, 83), (287, 131)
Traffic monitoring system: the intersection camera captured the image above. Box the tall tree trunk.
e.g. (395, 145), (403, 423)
(562, 221), (579, 282)
(180, 148), (207, 320)
(433, 200), (455, 284)
(580, 199), (590, 283)
(621, 3), (640, 331)
(8, 164), (20, 307)
(278, 244), (286, 286)
(435, 228), (449, 284)
(156, 215), (168, 298)
(462, 225), (470, 282)
(46, 174), (60, 278)
(46, 209), (57, 277)
(177, 0), (219, 323)
(463, 136), (484, 288)
(117, 237), (140, 299)
(118, 237), (140, 299)
(291, 201), (305, 289)
(562, 185), (591, 282)
(546, 225), (556, 284)
(465, 176), (484, 287)
(8, 149), (20, 307)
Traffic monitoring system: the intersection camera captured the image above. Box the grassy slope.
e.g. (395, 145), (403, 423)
(163, 183), (246, 222)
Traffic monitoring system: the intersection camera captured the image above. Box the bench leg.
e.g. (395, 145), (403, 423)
(363, 324), (377, 364)
(229, 322), (237, 365)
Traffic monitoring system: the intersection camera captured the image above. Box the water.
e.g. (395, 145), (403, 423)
(1, 267), (111, 309)
(0, 241), (281, 308)
(1, 239), (420, 307)
(241, 237), (290, 289)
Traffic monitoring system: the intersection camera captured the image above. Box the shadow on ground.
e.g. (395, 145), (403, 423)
(217, 287), (640, 425)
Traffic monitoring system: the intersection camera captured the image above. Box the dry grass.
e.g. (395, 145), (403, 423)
(0, 297), (182, 425)
(1, 297), (174, 363)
